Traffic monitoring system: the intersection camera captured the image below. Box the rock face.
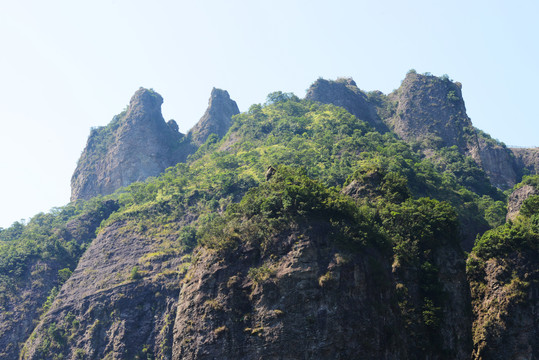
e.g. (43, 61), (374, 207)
(189, 88), (240, 146)
(0, 259), (64, 360)
(470, 133), (520, 189)
(70, 88), (195, 201)
(511, 147), (539, 175)
(305, 78), (389, 133)
(506, 184), (539, 221)
(387, 72), (519, 188)
(173, 226), (407, 360)
(471, 256), (539, 360)
(0, 200), (118, 360)
(387, 72), (472, 151)
(20, 218), (187, 360)
(172, 172), (471, 360)
(468, 221), (539, 360)
(174, 226), (471, 360)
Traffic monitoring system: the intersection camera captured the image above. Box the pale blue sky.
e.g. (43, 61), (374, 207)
(0, 0), (537, 227)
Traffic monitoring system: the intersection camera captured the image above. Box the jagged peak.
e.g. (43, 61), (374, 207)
(189, 87), (239, 146)
(210, 87), (232, 99)
(117, 87), (166, 127)
(167, 119), (181, 134)
(305, 77), (388, 133)
(335, 77), (357, 87)
(128, 87), (163, 111)
(398, 71), (464, 101)
(70, 87), (193, 201)
(309, 77), (360, 93)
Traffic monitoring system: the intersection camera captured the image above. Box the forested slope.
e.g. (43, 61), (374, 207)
(0, 72), (537, 359)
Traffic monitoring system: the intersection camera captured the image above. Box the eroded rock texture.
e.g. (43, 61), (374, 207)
(71, 88), (193, 201)
(189, 88), (240, 146)
(387, 72), (519, 189)
(305, 77), (389, 133)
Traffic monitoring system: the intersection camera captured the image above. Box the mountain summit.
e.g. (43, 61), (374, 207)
(70, 87), (239, 201)
(305, 77), (389, 133)
(2, 72), (538, 360)
(70, 88), (191, 201)
(188, 88), (240, 146)
(387, 72), (519, 188)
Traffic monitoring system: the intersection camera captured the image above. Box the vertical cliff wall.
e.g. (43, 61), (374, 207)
(70, 88), (192, 201)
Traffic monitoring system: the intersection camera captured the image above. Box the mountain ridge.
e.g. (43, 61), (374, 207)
(1, 71), (538, 360)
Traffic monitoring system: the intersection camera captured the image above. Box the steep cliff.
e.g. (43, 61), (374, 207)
(188, 88), (240, 146)
(0, 200), (118, 360)
(70, 88), (194, 201)
(468, 198), (539, 360)
(387, 72), (472, 151)
(470, 130), (520, 189)
(511, 147), (539, 175)
(387, 72), (519, 189)
(305, 77), (389, 133)
(173, 169), (471, 359)
(20, 216), (188, 360)
(507, 184), (539, 221)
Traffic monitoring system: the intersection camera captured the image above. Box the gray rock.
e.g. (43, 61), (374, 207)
(305, 77), (389, 133)
(189, 88), (240, 146)
(388, 72), (519, 189)
(70, 88), (195, 201)
(511, 147), (539, 175)
(506, 184), (539, 221)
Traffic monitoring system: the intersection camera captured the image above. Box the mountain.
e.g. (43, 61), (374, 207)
(71, 88), (192, 201)
(188, 88), (240, 146)
(305, 77), (389, 133)
(1, 72), (538, 359)
(71, 87), (239, 201)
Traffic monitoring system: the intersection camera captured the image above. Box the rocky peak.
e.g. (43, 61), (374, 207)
(305, 77), (389, 133)
(189, 88), (240, 146)
(388, 72), (519, 189)
(126, 87), (163, 118)
(167, 119), (180, 134)
(388, 72), (472, 151)
(70, 88), (194, 201)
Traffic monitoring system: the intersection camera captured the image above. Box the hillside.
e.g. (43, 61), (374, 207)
(0, 72), (538, 359)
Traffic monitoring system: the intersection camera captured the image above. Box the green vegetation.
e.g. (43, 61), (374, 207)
(514, 174), (539, 190)
(3, 85), (535, 358)
(0, 93), (506, 315)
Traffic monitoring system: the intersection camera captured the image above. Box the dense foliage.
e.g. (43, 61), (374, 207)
(1, 89), (534, 359)
(199, 166), (384, 254)
(0, 94), (509, 308)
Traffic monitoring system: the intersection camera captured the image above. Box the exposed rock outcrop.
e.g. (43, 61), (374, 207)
(189, 88), (240, 146)
(387, 72), (472, 151)
(467, 130), (520, 189)
(471, 256), (539, 360)
(506, 184), (539, 221)
(174, 226), (408, 359)
(0, 200), (118, 360)
(20, 217), (188, 360)
(70, 88), (195, 201)
(387, 72), (519, 189)
(0, 260), (65, 360)
(468, 230), (539, 360)
(305, 78), (389, 133)
(174, 225), (471, 359)
(511, 147), (539, 175)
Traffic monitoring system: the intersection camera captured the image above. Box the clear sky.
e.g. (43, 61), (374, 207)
(0, 0), (537, 228)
